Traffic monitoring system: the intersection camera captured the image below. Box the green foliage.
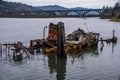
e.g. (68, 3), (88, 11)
(113, 2), (120, 19)
(0, 0), (2, 4)
(114, 2), (120, 8)
(101, 2), (120, 19)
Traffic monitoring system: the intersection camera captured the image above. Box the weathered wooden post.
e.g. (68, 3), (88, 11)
(30, 40), (35, 54)
(5, 43), (8, 58)
(0, 43), (2, 57)
(13, 51), (16, 60)
(8, 44), (10, 57)
(113, 30), (115, 38)
(57, 22), (66, 59)
(30, 40), (33, 48)
(112, 30), (117, 42)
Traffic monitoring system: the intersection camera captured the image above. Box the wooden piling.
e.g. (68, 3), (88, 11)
(8, 45), (10, 57)
(57, 22), (66, 59)
(113, 30), (115, 38)
(30, 40), (34, 48)
(5, 43), (8, 57)
(13, 51), (16, 60)
(0, 43), (2, 57)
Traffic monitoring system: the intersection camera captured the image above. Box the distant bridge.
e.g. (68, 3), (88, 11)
(19, 8), (113, 17)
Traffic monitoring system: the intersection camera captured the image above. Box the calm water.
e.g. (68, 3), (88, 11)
(0, 17), (120, 80)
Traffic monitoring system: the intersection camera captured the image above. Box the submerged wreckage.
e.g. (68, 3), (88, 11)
(30, 22), (100, 53)
(0, 22), (117, 59)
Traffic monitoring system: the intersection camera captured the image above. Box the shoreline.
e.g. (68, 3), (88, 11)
(110, 18), (120, 22)
(0, 14), (100, 18)
(1, 14), (119, 22)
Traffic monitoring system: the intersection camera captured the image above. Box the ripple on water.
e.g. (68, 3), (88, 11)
(0, 18), (120, 80)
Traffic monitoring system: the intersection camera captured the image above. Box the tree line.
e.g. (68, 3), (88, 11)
(101, 2), (120, 19)
(0, 0), (38, 13)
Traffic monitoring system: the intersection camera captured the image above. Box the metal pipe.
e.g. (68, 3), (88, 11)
(43, 26), (47, 39)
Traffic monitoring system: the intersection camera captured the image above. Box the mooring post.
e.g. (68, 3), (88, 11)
(0, 43), (2, 57)
(30, 40), (33, 48)
(13, 51), (16, 60)
(5, 43), (8, 58)
(30, 40), (35, 54)
(113, 30), (115, 38)
(57, 22), (66, 59)
(8, 44), (11, 57)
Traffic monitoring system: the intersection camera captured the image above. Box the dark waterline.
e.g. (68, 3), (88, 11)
(0, 17), (120, 80)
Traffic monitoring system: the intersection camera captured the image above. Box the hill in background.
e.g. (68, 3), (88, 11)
(0, 1), (99, 16)
(0, 1), (90, 12)
(0, 1), (39, 13)
(35, 5), (68, 11)
(35, 5), (88, 11)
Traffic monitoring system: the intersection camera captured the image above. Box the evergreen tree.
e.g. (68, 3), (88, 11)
(114, 2), (120, 9)
(0, 0), (2, 4)
(103, 5), (105, 10)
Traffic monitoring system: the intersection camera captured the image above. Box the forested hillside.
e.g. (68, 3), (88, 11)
(101, 2), (120, 21)
(0, 0), (38, 13)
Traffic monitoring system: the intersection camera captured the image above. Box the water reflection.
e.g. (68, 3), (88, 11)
(67, 46), (99, 63)
(47, 54), (57, 74)
(56, 59), (66, 80)
(0, 42), (118, 80)
(46, 46), (99, 80)
(47, 54), (66, 80)
(105, 40), (117, 54)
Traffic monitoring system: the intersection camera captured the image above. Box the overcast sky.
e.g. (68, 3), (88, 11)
(4, 0), (119, 8)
